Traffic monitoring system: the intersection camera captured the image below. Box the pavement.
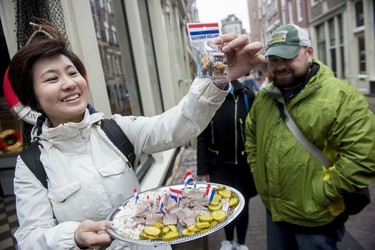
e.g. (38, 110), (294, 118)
(173, 95), (375, 250)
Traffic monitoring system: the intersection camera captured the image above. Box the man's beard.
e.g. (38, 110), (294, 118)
(272, 68), (309, 89)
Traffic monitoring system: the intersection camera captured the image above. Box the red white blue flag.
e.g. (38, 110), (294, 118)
(184, 171), (194, 185)
(133, 188), (139, 203)
(205, 184), (215, 202)
(187, 23), (220, 43)
(158, 195), (167, 214)
(169, 187), (183, 206)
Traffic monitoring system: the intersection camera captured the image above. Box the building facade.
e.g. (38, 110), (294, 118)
(221, 14), (244, 35)
(248, 0), (374, 95)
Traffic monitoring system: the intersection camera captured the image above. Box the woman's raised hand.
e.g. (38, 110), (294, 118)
(210, 33), (265, 84)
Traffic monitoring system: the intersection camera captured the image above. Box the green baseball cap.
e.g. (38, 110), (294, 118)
(265, 24), (311, 59)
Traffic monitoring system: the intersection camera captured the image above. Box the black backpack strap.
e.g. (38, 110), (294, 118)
(243, 88), (255, 113)
(243, 91), (250, 113)
(101, 119), (136, 168)
(20, 142), (47, 189)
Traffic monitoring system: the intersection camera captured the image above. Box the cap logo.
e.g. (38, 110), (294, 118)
(268, 31), (288, 45)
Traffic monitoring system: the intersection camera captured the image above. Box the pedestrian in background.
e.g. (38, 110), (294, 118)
(259, 71), (270, 90)
(245, 24), (375, 249)
(197, 80), (258, 250)
(242, 72), (259, 95)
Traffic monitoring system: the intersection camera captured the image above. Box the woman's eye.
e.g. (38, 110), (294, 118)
(46, 77), (58, 82)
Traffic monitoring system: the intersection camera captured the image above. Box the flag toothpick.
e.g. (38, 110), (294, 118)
(205, 184), (215, 202)
(184, 171), (194, 186)
(133, 188), (139, 204)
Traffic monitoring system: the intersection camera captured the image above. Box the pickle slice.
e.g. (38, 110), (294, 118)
(212, 210), (227, 222)
(161, 226), (171, 234)
(218, 188), (231, 198)
(199, 213), (213, 223)
(196, 222), (210, 229)
(140, 231), (159, 240)
(152, 221), (165, 229)
(182, 228), (195, 237)
(208, 202), (223, 211)
(162, 231), (179, 241)
(210, 194), (222, 205)
(186, 224), (198, 233)
(143, 226), (161, 237)
(229, 195), (239, 207)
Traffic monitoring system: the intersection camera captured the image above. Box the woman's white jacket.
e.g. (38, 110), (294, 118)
(14, 78), (228, 249)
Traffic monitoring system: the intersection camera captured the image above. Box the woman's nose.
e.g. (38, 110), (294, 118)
(61, 76), (77, 89)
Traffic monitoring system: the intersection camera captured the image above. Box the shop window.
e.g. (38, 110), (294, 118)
(137, 0), (163, 114)
(330, 49), (337, 77)
(370, 81), (375, 96)
(340, 46), (345, 78)
(297, 0), (303, 22)
(90, 0), (142, 116)
(104, 21), (109, 43)
(328, 19), (336, 76)
(90, 0), (156, 177)
(99, 0), (104, 9)
(107, 0), (113, 14)
(355, 0), (364, 27)
(316, 24), (327, 64)
(111, 25), (118, 45)
(338, 15), (345, 79)
(288, 0), (294, 24)
(358, 36), (366, 74)
(329, 19), (335, 46)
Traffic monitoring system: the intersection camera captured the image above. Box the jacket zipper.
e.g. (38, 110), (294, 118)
(239, 118), (245, 154)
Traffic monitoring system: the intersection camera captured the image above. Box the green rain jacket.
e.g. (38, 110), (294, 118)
(245, 59), (375, 227)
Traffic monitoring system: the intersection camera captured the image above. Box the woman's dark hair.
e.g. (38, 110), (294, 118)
(8, 21), (86, 111)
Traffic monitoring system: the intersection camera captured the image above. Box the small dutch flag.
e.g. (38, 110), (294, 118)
(158, 195), (167, 214)
(184, 171), (194, 186)
(205, 184), (215, 202)
(133, 188), (139, 203)
(169, 187), (183, 206)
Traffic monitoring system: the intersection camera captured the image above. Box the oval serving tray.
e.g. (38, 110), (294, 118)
(106, 182), (245, 246)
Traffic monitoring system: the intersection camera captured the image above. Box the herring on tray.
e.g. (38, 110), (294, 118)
(107, 172), (244, 246)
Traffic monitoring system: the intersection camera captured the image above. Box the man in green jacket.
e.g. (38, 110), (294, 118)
(245, 24), (375, 249)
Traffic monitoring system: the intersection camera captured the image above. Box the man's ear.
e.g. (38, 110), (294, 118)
(306, 46), (314, 60)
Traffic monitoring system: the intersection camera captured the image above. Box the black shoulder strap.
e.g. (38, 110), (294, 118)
(101, 119), (136, 168)
(243, 91), (250, 113)
(19, 118), (136, 189)
(243, 88), (255, 113)
(20, 142), (47, 188)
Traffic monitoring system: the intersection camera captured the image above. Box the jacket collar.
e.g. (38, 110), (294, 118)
(231, 80), (247, 95)
(31, 104), (104, 145)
